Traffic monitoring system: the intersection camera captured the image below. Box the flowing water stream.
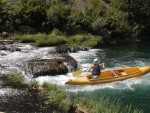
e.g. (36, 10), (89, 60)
(0, 42), (150, 112)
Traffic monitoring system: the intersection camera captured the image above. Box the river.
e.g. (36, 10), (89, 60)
(66, 42), (150, 113)
(0, 42), (150, 112)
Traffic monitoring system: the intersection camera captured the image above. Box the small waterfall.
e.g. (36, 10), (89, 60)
(0, 43), (54, 78)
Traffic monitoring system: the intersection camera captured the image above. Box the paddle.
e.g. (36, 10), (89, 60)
(72, 70), (83, 77)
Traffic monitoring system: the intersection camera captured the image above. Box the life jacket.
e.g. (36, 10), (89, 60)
(92, 64), (101, 75)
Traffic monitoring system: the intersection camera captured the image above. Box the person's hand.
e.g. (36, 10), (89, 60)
(101, 62), (105, 69)
(102, 62), (105, 65)
(83, 69), (87, 72)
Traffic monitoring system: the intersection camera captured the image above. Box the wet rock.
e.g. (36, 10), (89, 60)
(55, 45), (71, 54)
(1, 31), (10, 38)
(0, 44), (21, 52)
(60, 54), (78, 71)
(55, 45), (89, 54)
(25, 55), (78, 77)
(0, 45), (7, 50)
(27, 59), (67, 77)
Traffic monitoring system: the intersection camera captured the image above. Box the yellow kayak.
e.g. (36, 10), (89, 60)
(65, 66), (150, 85)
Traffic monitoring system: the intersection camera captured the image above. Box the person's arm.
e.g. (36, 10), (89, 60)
(86, 65), (93, 72)
(101, 62), (105, 70)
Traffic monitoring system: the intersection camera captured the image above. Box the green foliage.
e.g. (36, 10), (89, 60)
(28, 80), (39, 87)
(8, 73), (24, 84)
(67, 10), (85, 34)
(46, 0), (71, 32)
(4, 73), (143, 113)
(51, 28), (64, 36)
(35, 34), (67, 47)
(68, 35), (87, 44)
(12, 0), (47, 32)
(16, 26), (36, 34)
(47, 89), (71, 112)
(12, 33), (101, 48)
(42, 82), (72, 112)
(82, 36), (101, 47)
(91, 6), (132, 42)
(67, 34), (101, 47)
(12, 33), (67, 46)
(42, 82), (58, 91)
(74, 95), (143, 113)
(1, 0), (150, 41)
(0, 0), (13, 32)
(12, 34), (36, 43)
(110, 0), (150, 40)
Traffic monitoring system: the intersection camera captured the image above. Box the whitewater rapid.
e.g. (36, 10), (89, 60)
(0, 43), (150, 95)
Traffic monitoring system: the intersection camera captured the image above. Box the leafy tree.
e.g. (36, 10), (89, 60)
(127, 0), (150, 39)
(110, 0), (150, 40)
(46, 0), (71, 33)
(0, 0), (13, 32)
(67, 10), (85, 35)
(68, 0), (106, 35)
(12, 0), (47, 32)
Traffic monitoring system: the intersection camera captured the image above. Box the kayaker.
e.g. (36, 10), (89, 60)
(87, 58), (105, 79)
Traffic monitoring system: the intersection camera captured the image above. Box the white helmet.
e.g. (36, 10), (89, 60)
(93, 58), (100, 64)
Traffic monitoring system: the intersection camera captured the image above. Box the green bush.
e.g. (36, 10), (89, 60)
(69, 35), (87, 44)
(74, 95), (143, 113)
(42, 82), (58, 91)
(68, 35), (101, 47)
(42, 82), (72, 112)
(35, 35), (67, 47)
(51, 28), (64, 36)
(8, 73), (24, 84)
(12, 34), (36, 43)
(12, 33), (102, 48)
(28, 80), (39, 87)
(82, 36), (101, 47)
(17, 26), (35, 34)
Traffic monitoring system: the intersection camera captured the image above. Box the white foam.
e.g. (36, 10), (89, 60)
(35, 75), (71, 86)
(1, 44), (150, 93)
(65, 77), (143, 93)
(0, 88), (19, 96)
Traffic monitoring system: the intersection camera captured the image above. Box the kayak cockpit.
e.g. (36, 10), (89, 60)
(87, 67), (141, 80)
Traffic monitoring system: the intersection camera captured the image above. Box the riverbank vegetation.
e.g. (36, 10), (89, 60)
(1, 73), (143, 113)
(0, 0), (150, 45)
(11, 31), (101, 47)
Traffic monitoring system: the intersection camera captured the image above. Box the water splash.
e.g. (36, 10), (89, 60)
(1, 43), (150, 94)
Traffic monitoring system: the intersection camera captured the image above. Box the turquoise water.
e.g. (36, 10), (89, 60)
(68, 42), (150, 113)
(98, 42), (150, 113)
(0, 42), (149, 112)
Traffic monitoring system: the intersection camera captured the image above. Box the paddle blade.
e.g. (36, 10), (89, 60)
(72, 70), (83, 77)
